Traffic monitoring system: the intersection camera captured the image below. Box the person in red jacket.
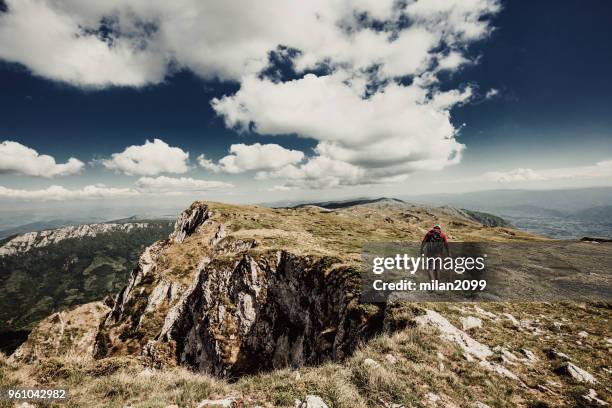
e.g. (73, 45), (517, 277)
(420, 224), (450, 281)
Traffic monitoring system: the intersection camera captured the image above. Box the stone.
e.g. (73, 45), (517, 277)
(460, 316), (483, 331)
(555, 362), (597, 384)
(582, 389), (608, 406)
(546, 349), (571, 360)
(520, 348), (538, 363)
(295, 395), (329, 408)
(384, 354), (398, 364)
(550, 322), (564, 333)
(197, 397), (237, 407)
(363, 358), (380, 368)
(415, 310), (492, 361)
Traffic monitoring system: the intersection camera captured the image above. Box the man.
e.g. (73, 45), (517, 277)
(420, 224), (450, 281)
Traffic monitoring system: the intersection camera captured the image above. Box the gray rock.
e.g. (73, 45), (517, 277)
(583, 389), (608, 406)
(460, 316), (483, 331)
(364, 358), (380, 368)
(555, 362), (597, 384)
(197, 397), (237, 407)
(295, 395), (329, 408)
(171, 202), (210, 243)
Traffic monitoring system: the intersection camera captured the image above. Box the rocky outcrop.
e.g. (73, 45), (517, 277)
(164, 252), (381, 376)
(9, 302), (110, 363)
(92, 202), (384, 376)
(0, 222), (151, 256)
(171, 202), (211, 243)
(414, 309), (521, 382)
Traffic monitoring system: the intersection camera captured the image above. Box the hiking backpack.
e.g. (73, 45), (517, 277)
(427, 230), (443, 242)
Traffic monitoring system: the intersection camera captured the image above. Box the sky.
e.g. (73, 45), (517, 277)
(0, 0), (611, 216)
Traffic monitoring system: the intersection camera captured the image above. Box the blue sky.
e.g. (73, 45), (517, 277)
(0, 0), (611, 210)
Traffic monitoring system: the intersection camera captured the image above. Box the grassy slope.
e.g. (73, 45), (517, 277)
(1, 302), (609, 407)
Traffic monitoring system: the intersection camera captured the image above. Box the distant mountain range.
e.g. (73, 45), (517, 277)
(0, 219), (174, 354)
(267, 188), (612, 239)
(402, 188), (612, 239)
(403, 187), (612, 212)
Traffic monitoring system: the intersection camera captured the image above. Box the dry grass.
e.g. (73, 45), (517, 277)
(3, 302), (609, 407)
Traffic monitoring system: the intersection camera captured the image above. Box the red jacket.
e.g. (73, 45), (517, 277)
(422, 229), (449, 245)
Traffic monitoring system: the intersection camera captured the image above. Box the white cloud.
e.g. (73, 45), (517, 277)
(0, 140), (84, 177)
(257, 156), (366, 189)
(199, 143), (304, 174)
(135, 176), (232, 191)
(484, 160), (612, 183)
(436, 51), (470, 71)
(0, 0), (499, 87)
(0, 0), (167, 87)
(0, 184), (138, 200)
(213, 73), (469, 186)
(101, 139), (189, 176)
(0, 0), (500, 188)
(485, 88), (499, 99)
(484, 168), (547, 183)
(267, 185), (296, 192)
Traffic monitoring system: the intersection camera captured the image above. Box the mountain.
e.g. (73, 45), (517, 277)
(0, 219), (101, 240)
(2, 200), (610, 407)
(404, 187), (612, 239)
(0, 220), (174, 354)
(291, 196), (406, 209)
(292, 198), (509, 227)
(405, 187), (612, 212)
(573, 205), (612, 222)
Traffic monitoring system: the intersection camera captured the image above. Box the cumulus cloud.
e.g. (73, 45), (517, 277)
(484, 160), (612, 183)
(0, 140), (84, 177)
(0, 0), (499, 87)
(101, 139), (189, 176)
(0, 0), (167, 87)
(0, 184), (138, 200)
(257, 156), (366, 189)
(199, 143), (304, 174)
(0, 0), (501, 188)
(135, 176), (232, 191)
(213, 73), (469, 187)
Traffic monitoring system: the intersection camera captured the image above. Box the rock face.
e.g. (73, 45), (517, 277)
(0, 222), (151, 256)
(167, 252), (378, 376)
(171, 202), (211, 243)
(95, 202), (383, 376)
(9, 302), (110, 363)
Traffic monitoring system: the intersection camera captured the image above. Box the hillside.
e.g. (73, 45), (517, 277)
(0, 221), (173, 354)
(1, 201), (610, 407)
(404, 188), (612, 239)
